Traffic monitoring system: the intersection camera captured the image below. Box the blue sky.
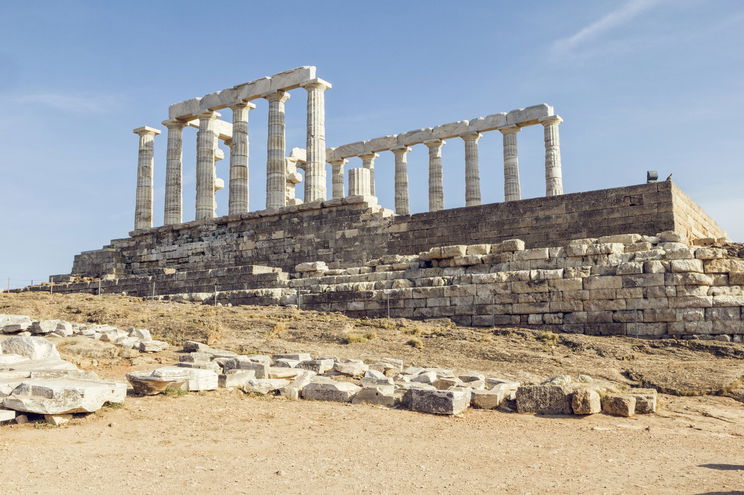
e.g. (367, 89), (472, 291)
(1, 0), (743, 288)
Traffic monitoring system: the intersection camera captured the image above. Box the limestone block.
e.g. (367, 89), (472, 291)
(366, 135), (398, 152)
(273, 359), (300, 368)
(333, 141), (366, 158)
(234, 77), (271, 102)
(586, 243), (624, 255)
(471, 382), (517, 409)
(129, 328), (152, 341)
(219, 370), (256, 389)
(139, 340), (169, 353)
(397, 128), (433, 146)
(617, 262), (644, 275)
(351, 386), (398, 407)
(0, 336), (60, 361)
(514, 248), (549, 261)
(571, 388), (601, 415)
(433, 377), (465, 390)
(601, 394), (636, 417)
(468, 113), (507, 132)
(584, 276), (622, 290)
(515, 384), (573, 415)
(466, 244), (491, 255)
(361, 370), (395, 388)
(644, 261), (666, 274)
(0, 408), (16, 422)
(269, 66), (316, 91)
(598, 234), (642, 244)
(273, 353), (312, 362)
(297, 359), (335, 374)
(506, 104), (553, 125)
(296, 261), (329, 273)
(240, 378), (290, 395)
(223, 358), (268, 378)
(628, 388), (657, 414)
(179, 352), (213, 363)
(660, 242), (694, 260)
(408, 388), (470, 415)
(0, 315), (32, 333)
(658, 231), (685, 243)
(704, 259), (744, 274)
(44, 414), (71, 426)
(431, 120), (469, 139)
(30, 320), (72, 335)
(279, 370), (317, 400)
(671, 259), (704, 273)
(4, 378), (127, 414)
(302, 379), (360, 402)
(151, 367), (218, 391)
(695, 248), (726, 260)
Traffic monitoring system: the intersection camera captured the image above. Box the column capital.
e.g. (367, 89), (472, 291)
(231, 101), (257, 111)
(133, 126), (161, 137)
(329, 158), (348, 167)
(461, 131), (481, 142)
(301, 78), (332, 91)
(391, 145), (412, 154)
(539, 115), (563, 126)
(161, 119), (187, 129)
(423, 139), (445, 149)
(264, 90), (291, 103)
(359, 152), (379, 160)
(498, 125), (520, 135)
(197, 110), (220, 122)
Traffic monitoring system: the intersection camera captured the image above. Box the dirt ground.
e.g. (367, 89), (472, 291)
(1, 292), (743, 494)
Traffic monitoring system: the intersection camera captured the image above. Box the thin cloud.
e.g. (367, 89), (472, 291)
(552, 0), (663, 55)
(13, 92), (125, 113)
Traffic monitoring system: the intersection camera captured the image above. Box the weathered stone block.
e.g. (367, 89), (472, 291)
(302, 379), (360, 402)
(408, 388), (469, 415)
(515, 384), (572, 415)
(571, 388), (602, 415)
(602, 394), (636, 417)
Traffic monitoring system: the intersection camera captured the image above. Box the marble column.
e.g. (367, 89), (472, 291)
(133, 126), (160, 231)
(265, 91), (290, 209)
(462, 132), (481, 206)
(162, 120), (185, 225)
(392, 146), (411, 215)
(500, 125), (521, 202)
(228, 101), (255, 215)
(348, 168), (371, 196)
(303, 79), (332, 203)
(195, 111), (218, 220)
(424, 139), (445, 212)
(329, 159), (347, 199)
(359, 153), (379, 196)
(541, 115), (564, 196)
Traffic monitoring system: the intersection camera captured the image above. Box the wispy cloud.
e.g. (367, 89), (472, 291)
(12, 91), (125, 113)
(551, 0), (663, 56)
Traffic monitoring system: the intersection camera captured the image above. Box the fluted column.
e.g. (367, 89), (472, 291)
(133, 126), (160, 231)
(229, 101), (255, 215)
(265, 91), (290, 209)
(392, 146), (411, 215)
(348, 168), (371, 196)
(359, 153), (379, 195)
(462, 132), (481, 206)
(424, 139), (445, 212)
(303, 79), (332, 203)
(541, 115), (564, 196)
(162, 120), (184, 225)
(500, 126), (521, 202)
(329, 159), (347, 199)
(195, 111), (218, 220)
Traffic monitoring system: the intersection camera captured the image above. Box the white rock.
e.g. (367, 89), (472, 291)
(219, 370), (256, 389)
(240, 378), (290, 395)
(0, 336), (60, 361)
(302, 379), (360, 402)
(0, 315), (32, 334)
(333, 360), (369, 377)
(3, 378), (127, 414)
(30, 320), (72, 335)
(129, 328), (153, 341)
(139, 340), (169, 353)
(151, 367), (218, 391)
(0, 408), (16, 422)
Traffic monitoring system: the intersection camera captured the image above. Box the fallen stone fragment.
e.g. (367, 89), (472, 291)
(333, 360), (369, 378)
(30, 320), (72, 336)
(4, 378), (127, 414)
(471, 382), (518, 410)
(297, 359), (335, 374)
(273, 353), (312, 362)
(0, 315), (32, 334)
(361, 370), (394, 388)
(273, 359), (300, 368)
(458, 373), (486, 389)
(240, 378), (290, 395)
(302, 379), (361, 402)
(14, 414), (28, 424)
(138, 340), (169, 353)
(152, 367), (218, 392)
(516, 384), (573, 415)
(627, 389), (657, 414)
(602, 394), (636, 417)
(411, 371), (438, 385)
(99, 328), (128, 343)
(219, 370), (257, 389)
(408, 388), (470, 415)
(352, 386), (398, 407)
(571, 388), (602, 415)
(127, 371), (188, 396)
(267, 367), (306, 380)
(202, 348), (239, 359)
(279, 370), (317, 400)
(0, 336), (61, 361)
(223, 358), (268, 378)
(0, 408), (16, 422)
(182, 341), (210, 353)
(433, 377), (464, 390)
(115, 336), (140, 349)
(179, 352), (213, 363)
(44, 414), (71, 426)
(0, 354), (27, 366)
(129, 328), (152, 341)
(177, 361), (221, 372)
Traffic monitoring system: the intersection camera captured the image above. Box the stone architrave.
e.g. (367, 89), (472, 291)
(195, 111), (219, 220)
(392, 146), (411, 215)
(133, 126), (161, 230)
(162, 120), (185, 225)
(462, 132), (481, 206)
(541, 115), (564, 196)
(228, 102), (255, 215)
(329, 159), (347, 199)
(303, 79), (331, 203)
(424, 139), (445, 212)
(265, 91), (291, 209)
(359, 153), (379, 196)
(500, 125), (521, 202)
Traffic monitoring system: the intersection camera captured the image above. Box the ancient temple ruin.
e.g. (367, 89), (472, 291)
(33, 66), (744, 341)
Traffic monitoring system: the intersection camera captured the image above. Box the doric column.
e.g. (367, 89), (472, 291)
(195, 111), (218, 220)
(265, 91), (290, 209)
(392, 146), (411, 215)
(133, 126), (160, 231)
(162, 120), (185, 225)
(462, 132), (481, 206)
(348, 168), (371, 196)
(359, 153), (379, 195)
(500, 125), (521, 202)
(424, 139), (445, 212)
(541, 115), (564, 196)
(329, 159), (347, 199)
(302, 79), (332, 203)
(228, 101), (255, 215)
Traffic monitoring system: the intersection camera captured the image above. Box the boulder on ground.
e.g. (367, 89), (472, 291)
(408, 388), (470, 415)
(602, 394), (636, 417)
(302, 379), (360, 402)
(571, 388), (602, 415)
(515, 384), (573, 415)
(0, 336), (61, 361)
(628, 388), (657, 414)
(3, 378), (126, 414)
(0, 315), (32, 334)
(44, 414), (72, 426)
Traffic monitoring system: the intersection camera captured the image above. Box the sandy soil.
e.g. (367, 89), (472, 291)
(1, 293), (743, 494)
